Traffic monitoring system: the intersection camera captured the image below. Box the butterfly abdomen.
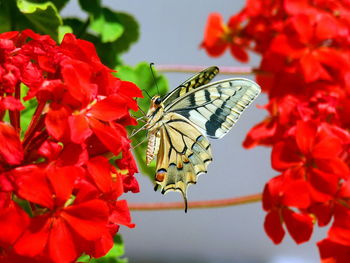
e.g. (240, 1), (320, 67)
(146, 131), (161, 165)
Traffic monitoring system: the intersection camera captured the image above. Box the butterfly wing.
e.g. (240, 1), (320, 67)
(164, 78), (261, 139)
(153, 112), (212, 212)
(162, 66), (219, 106)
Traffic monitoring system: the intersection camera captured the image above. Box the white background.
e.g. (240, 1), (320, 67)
(62, 1), (326, 262)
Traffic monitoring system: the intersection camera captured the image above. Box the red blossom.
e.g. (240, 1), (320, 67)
(0, 30), (141, 262)
(202, 0), (350, 259)
(263, 175), (314, 244)
(201, 13), (249, 62)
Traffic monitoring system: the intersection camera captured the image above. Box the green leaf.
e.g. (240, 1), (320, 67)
(58, 25), (73, 42)
(0, 1), (12, 32)
(105, 235), (125, 259)
(78, 0), (101, 15)
(63, 9), (138, 68)
(88, 10), (139, 67)
(50, 0), (70, 11)
(16, 0), (62, 40)
(115, 62), (169, 179)
(90, 8), (124, 43)
(76, 254), (90, 262)
(111, 12), (139, 56)
(62, 17), (85, 34)
(79, 235), (128, 263)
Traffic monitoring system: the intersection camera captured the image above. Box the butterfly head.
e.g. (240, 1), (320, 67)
(145, 96), (165, 128)
(148, 96), (164, 114)
(148, 95), (164, 115)
(152, 96), (162, 107)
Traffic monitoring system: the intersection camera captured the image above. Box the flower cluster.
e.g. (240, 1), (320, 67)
(202, 0), (350, 261)
(0, 30), (141, 263)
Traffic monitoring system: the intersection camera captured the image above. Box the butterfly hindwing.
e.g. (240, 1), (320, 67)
(162, 66), (219, 106)
(151, 113), (212, 211)
(165, 78), (261, 139)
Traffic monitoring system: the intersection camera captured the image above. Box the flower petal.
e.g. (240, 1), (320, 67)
(282, 209), (313, 244)
(295, 121), (317, 155)
(0, 122), (23, 165)
(48, 217), (78, 263)
(62, 199), (109, 241)
(0, 201), (29, 245)
(14, 215), (51, 257)
(264, 210), (285, 244)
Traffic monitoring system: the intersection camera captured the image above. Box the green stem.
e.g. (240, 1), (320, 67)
(23, 101), (45, 148)
(128, 193), (262, 211)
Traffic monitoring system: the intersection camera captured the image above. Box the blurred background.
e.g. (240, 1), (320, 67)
(62, 1), (326, 262)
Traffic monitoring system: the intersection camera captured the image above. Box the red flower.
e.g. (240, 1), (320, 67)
(0, 30), (141, 262)
(263, 175), (314, 244)
(8, 165), (107, 262)
(243, 95), (302, 148)
(201, 13), (249, 62)
(272, 121), (348, 198)
(203, 1), (350, 259)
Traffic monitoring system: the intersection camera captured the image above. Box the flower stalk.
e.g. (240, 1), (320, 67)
(156, 64), (260, 75)
(129, 193), (262, 211)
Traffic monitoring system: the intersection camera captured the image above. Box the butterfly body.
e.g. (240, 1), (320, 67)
(145, 96), (164, 165)
(143, 66), (261, 211)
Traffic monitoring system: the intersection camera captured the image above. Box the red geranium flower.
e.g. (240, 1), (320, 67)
(263, 175), (314, 244)
(0, 30), (141, 263)
(272, 121), (349, 198)
(202, 1), (350, 259)
(201, 13), (249, 62)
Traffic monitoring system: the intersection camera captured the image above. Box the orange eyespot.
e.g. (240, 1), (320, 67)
(156, 171), (166, 182)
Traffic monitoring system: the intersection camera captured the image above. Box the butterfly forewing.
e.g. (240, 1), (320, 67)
(162, 66), (219, 106)
(165, 78), (261, 139)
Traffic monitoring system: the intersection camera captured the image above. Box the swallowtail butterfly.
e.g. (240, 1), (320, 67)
(142, 66), (260, 211)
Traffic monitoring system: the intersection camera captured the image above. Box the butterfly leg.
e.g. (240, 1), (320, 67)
(129, 124), (147, 138)
(131, 135), (148, 150)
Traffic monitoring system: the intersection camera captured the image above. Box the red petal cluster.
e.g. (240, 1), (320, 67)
(0, 30), (142, 263)
(202, 0), (350, 260)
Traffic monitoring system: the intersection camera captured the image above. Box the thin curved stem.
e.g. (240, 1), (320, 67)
(155, 64), (266, 76)
(128, 193), (262, 211)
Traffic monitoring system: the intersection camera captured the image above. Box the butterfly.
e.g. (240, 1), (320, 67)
(140, 66), (260, 211)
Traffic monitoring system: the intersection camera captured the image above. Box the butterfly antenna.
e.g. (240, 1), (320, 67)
(150, 63), (160, 95)
(142, 89), (152, 99)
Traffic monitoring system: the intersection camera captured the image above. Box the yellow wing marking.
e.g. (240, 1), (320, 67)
(162, 66), (219, 106)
